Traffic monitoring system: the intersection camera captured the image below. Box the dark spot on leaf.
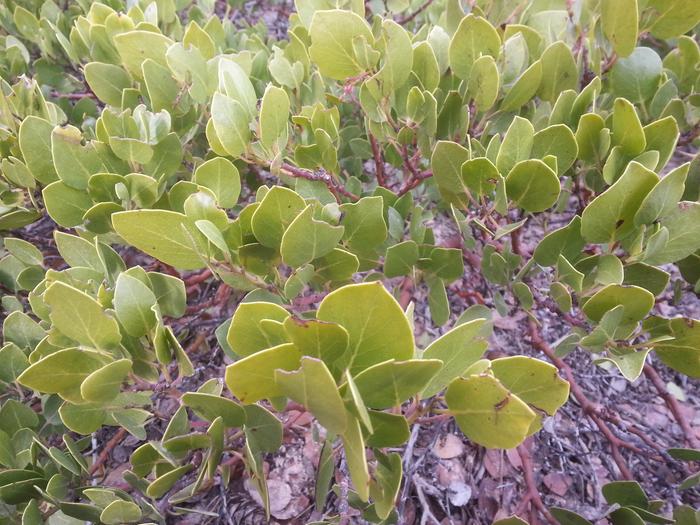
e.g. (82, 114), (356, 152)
(494, 396), (509, 411)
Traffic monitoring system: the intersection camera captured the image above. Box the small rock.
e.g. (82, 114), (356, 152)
(447, 481), (472, 506)
(268, 479), (292, 515)
(543, 472), (572, 497)
(432, 434), (464, 459)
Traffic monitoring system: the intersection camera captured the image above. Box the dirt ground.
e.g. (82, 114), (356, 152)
(4, 3), (700, 524)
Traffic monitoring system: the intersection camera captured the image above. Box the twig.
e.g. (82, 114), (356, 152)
(516, 439), (557, 525)
(50, 91), (97, 100)
(184, 269), (213, 286)
(643, 364), (699, 448)
(395, 0), (435, 25)
(280, 163), (359, 202)
(412, 474), (442, 525)
(528, 319), (635, 479)
(369, 134), (388, 188)
(89, 428), (128, 475)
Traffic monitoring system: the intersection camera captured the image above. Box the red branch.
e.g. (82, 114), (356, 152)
(516, 440), (557, 525)
(528, 320), (635, 479)
(643, 364), (699, 448)
(89, 428), (128, 476)
(280, 163), (359, 202)
(369, 134), (388, 188)
(395, 0), (435, 24)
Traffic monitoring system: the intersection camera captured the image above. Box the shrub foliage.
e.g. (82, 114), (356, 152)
(0, 0), (699, 523)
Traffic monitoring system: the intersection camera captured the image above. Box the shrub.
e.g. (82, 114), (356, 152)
(0, 0), (699, 523)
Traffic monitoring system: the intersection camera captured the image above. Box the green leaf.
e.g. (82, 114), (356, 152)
(376, 20), (413, 93)
(532, 124), (578, 175)
(384, 240), (419, 277)
(275, 356), (347, 434)
(281, 205), (345, 267)
(340, 196), (388, 252)
(148, 272), (186, 318)
(317, 282), (414, 374)
(467, 55), (500, 110)
(538, 41), (578, 102)
(18, 116), (57, 184)
(181, 392), (246, 427)
(427, 276), (449, 326)
(54, 231), (101, 271)
(623, 263), (669, 295)
(244, 405), (283, 453)
(581, 162), (658, 243)
(58, 402), (105, 435)
(80, 359), (132, 403)
(112, 210), (207, 270)
(0, 400), (38, 435)
(603, 481), (649, 507)
(114, 273), (157, 337)
(114, 30), (173, 80)
(582, 284), (655, 324)
(595, 348), (650, 381)
(351, 359), (441, 409)
(218, 60), (257, 118)
(505, 159), (561, 213)
(0, 344), (29, 383)
(44, 282), (121, 349)
(575, 113), (606, 164)
(430, 141), (471, 207)
(51, 126), (104, 190)
(425, 247), (464, 281)
(422, 318), (489, 397)
(500, 60), (542, 112)
(369, 451), (402, 520)
(283, 316), (348, 372)
(42, 181), (94, 228)
(226, 302), (290, 357)
(100, 500), (142, 525)
(644, 0), (700, 39)
(226, 343), (302, 403)
(446, 375), (536, 449)
(17, 348), (105, 401)
(365, 411), (410, 448)
(612, 98), (646, 156)
(644, 203), (700, 265)
(646, 317), (700, 377)
(412, 41), (440, 92)
(3, 311), (44, 350)
(341, 414), (370, 501)
(251, 186), (307, 249)
(643, 116), (679, 172)
(4, 238), (42, 267)
(496, 116), (534, 175)
(315, 437), (336, 511)
(308, 10), (374, 80)
(448, 15), (501, 80)
(146, 464), (193, 499)
(84, 63), (131, 106)
(550, 508), (594, 525)
(490, 356), (569, 415)
(610, 47), (663, 103)
(635, 164), (688, 226)
(259, 85), (290, 150)
(314, 248), (359, 282)
(211, 93), (251, 158)
(602, 0), (638, 57)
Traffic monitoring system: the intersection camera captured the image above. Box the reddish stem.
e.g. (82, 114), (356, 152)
(89, 428), (128, 476)
(528, 320), (635, 479)
(369, 134), (388, 188)
(643, 364), (699, 448)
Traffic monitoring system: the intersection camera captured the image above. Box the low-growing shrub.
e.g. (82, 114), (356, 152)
(0, 0), (699, 523)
